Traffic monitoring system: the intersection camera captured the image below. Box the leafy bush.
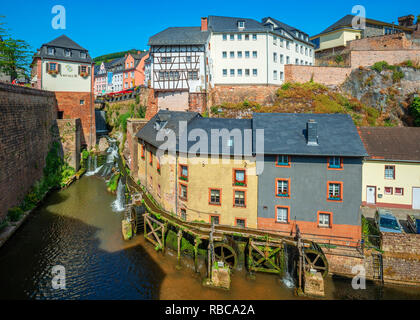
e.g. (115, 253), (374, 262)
(335, 55), (344, 64)
(8, 207), (24, 222)
(392, 70), (404, 83)
(410, 97), (420, 127)
(0, 219), (8, 232)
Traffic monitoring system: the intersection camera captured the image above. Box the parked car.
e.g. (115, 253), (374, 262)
(375, 209), (403, 233)
(407, 214), (420, 234)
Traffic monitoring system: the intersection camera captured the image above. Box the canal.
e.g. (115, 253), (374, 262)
(1, 176), (420, 300)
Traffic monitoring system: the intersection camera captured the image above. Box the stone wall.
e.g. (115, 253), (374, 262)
(284, 65), (352, 86)
(209, 85), (279, 106)
(381, 232), (420, 285)
(56, 119), (81, 171)
(350, 50), (420, 68)
(0, 83), (57, 220)
(125, 118), (148, 180)
(188, 92), (207, 113)
(348, 33), (418, 51)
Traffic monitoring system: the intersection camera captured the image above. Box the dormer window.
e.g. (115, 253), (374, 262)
(64, 49), (71, 57)
(80, 52), (87, 59)
(238, 20), (245, 29)
(48, 47), (55, 55)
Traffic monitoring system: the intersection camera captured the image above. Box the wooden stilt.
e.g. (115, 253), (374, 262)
(194, 237), (200, 273)
(177, 230), (182, 266)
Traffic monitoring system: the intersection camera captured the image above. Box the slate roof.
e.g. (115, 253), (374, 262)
(358, 127), (420, 162)
(252, 113), (367, 157)
(261, 17), (313, 45)
(148, 27), (210, 45)
(208, 15), (267, 33)
(35, 35), (93, 63)
(136, 111), (367, 157)
(136, 111), (253, 156)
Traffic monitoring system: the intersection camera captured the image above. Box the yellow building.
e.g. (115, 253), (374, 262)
(359, 127), (420, 210)
(310, 14), (413, 54)
(136, 111), (258, 228)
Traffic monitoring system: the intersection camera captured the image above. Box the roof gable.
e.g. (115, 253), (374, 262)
(44, 35), (87, 50)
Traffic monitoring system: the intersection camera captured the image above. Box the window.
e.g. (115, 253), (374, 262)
(395, 188), (404, 196)
(286, 56), (290, 64)
(131, 71), (134, 78)
(245, 69), (250, 76)
(237, 34), (242, 40)
(385, 166), (395, 179)
(230, 51), (235, 58)
(318, 212), (331, 228)
(140, 145), (145, 159)
(273, 52), (277, 62)
(80, 100), (85, 105)
(245, 34), (250, 40)
(237, 69), (242, 77)
(245, 51), (250, 58)
(252, 51), (257, 58)
(252, 69), (257, 76)
(286, 41), (290, 49)
(233, 169), (246, 186)
(280, 39), (284, 47)
(80, 52), (87, 59)
(49, 63), (57, 71)
(65, 49), (71, 57)
(252, 34), (257, 40)
(280, 54), (284, 64)
(384, 187), (393, 195)
(230, 34), (234, 40)
(179, 183), (188, 200)
(223, 34), (227, 41)
(296, 44), (299, 53)
(209, 189), (221, 205)
(276, 179), (290, 198)
(180, 165), (188, 181)
(273, 70), (277, 80)
(180, 209), (187, 221)
(328, 182), (343, 201)
(48, 47), (55, 55)
(273, 36), (277, 45)
(236, 218), (246, 228)
(222, 69), (227, 77)
(222, 51), (227, 58)
(210, 215), (220, 225)
(280, 71), (284, 80)
(328, 157), (343, 169)
(296, 58), (299, 65)
(186, 56), (192, 63)
(149, 151), (153, 165)
(230, 69), (235, 77)
(234, 190), (246, 207)
(276, 155), (290, 167)
(238, 21), (245, 29)
(276, 206), (289, 223)
(237, 51), (242, 58)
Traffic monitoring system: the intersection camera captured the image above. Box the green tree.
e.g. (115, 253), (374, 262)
(410, 97), (420, 127)
(0, 16), (31, 81)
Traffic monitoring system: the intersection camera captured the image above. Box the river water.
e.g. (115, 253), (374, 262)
(1, 176), (420, 300)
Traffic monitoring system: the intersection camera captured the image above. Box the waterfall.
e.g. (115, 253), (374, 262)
(282, 244), (295, 288)
(86, 154), (102, 176)
(112, 178), (125, 212)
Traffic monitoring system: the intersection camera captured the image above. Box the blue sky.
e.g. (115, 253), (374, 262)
(1, 0), (419, 58)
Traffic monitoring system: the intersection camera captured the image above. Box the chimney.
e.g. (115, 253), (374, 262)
(201, 17), (208, 32)
(306, 119), (318, 146)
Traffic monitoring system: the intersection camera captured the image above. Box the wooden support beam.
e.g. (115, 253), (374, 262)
(177, 230), (182, 265)
(194, 237), (200, 273)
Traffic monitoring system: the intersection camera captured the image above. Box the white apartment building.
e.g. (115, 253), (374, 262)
(207, 16), (314, 86)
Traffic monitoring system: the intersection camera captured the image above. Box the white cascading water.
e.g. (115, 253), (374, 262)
(112, 178), (125, 212)
(86, 154), (103, 176)
(282, 244), (295, 288)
